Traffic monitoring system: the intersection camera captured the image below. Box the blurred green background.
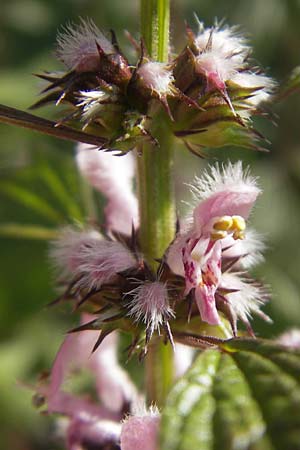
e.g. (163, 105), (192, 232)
(1, 0), (300, 448)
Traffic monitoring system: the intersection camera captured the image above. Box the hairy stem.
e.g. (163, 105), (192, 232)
(139, 0), (175, 407)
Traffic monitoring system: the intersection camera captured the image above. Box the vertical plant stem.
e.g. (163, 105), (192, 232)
(139, 0), (175, 407)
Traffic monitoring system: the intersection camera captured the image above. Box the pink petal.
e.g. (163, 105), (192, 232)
(46, 314), (136, 416)
(194, 188), (259, 233)
(76, 144), (139, 234)
(120, 414), (160, 450)
(166, 234), (187, 277)
(195, 283), (221, 325)
(194, 241), (222, 325)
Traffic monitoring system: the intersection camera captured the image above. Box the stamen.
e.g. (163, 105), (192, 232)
(233, 230), (245, 240)
(211, 215), (246, 241)
(230, 215), (246, 232)
(213, 215), (233, 231)
(211, 230), (227, 240)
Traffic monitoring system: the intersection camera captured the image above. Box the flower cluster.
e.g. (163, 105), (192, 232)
(31, 17), (275, 449)
(33, 18), (275, 155)
(50, 146), (270, 353)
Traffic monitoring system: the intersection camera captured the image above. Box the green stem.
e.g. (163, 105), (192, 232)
(141, 0), (170, 62)
(137, 112), (175, 264)
(139, 0), (175, 407)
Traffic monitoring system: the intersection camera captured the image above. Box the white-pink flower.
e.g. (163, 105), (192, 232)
(167, 162), (268, 330)
(137, 61), (174, 96)
(76, 143), (139, 235)
(50, 226), (137, 290)
(121, 407), (160, 450)
(56, 18), (114, 72)
(193, 23), (248, 93)
(192, 22), (274, 111)
(126, 281), (174, 337)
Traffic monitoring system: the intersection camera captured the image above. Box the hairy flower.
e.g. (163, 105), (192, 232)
(192, 22), (275, 111)
(56, 18), (114, 72)
(193, 23), (249, 91)
(76, 143), (139, 234)
(50, 226), (137, 290)
(167, 162), (268, 332)
(49, 226), (102, 277)
(126, 281), (174, 338)
(120, 407), (160, 450)
(137, 61), (175, 96)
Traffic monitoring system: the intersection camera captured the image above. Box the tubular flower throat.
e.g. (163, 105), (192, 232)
(33, 18), (275, 155)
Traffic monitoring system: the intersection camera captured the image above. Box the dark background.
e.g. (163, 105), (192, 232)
(1, 0), (300, 448)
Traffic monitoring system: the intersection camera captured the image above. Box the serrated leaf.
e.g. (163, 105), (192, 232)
(161, 339), (300, 450)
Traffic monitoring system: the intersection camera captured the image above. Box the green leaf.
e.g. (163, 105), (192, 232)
(0, 223), (58, 240)
(39, 165), (83, 221)
(0, 182), (64, 223)
(161, 339), (300, 450)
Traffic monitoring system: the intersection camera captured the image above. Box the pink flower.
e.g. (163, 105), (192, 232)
(137, 61), (175, 96)
(50, 226), (137, 290)
(120, 408), (160, 450)
(193, 23), (249, 93)
(191, 22), (274, 113)
(167, 162), (267, 330)
(56, 18), (114, 72)
(126, 281), (174, 339)
(76, 143), (139, 235)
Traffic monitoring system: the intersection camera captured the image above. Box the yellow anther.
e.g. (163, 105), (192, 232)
(213, 216), (233, 231)
(211, 230), (228, 241)
(231, 215), (246, 232)
(233, 230), (245, 240)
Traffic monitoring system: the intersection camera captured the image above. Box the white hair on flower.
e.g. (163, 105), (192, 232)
(220, 272), (271, 324)
(49, 226), (102, 278)
(222, 228), (266, 269)
(137, 61), (174, 95)
(190, 161), (260, 201)
(126, 281), (174, 334)
(195, 21), (249, 61)
(56, 18), (114, 71)
(76, 239), (137, 290)
(130, 401), (160, 418)
(193, 23), (249, 87)
(231, 72), (276, 107)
